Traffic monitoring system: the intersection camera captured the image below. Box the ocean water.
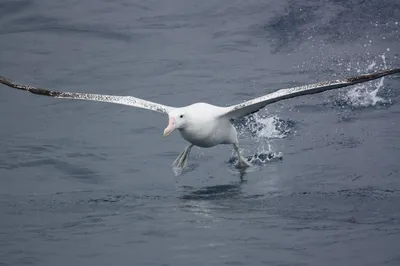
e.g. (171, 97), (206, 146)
(0, 0), (400, 265)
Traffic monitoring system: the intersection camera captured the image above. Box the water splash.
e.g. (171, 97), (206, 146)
(247, 142), (283, 165)
(342, 79), (387, 108)
(232, 113), (290, 166)
(236, 113), (293, 140)
(338, 53), (390, 108)
(294, 28), (396, 108)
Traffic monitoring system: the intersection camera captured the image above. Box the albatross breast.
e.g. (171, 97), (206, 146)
(177, 103), (237, 148)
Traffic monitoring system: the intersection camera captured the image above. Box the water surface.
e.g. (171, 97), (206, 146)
(0, 0), (400, 265)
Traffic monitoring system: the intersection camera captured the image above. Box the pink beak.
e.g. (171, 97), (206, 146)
(163, 117), (176, 137)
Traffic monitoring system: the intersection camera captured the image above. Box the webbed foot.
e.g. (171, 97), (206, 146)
(173, 144), (194, 169)
(233, 143), (252, 169)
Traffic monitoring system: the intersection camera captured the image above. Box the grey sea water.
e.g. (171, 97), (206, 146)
(0, 0), (400, 265)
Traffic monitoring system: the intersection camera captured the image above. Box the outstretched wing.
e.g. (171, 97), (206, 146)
(0, 76), (174, 114)
(223, 68), (400, 119)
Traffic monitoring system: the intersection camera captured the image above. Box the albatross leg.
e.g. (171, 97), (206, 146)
(173, 144), (194, 168)
(233, 144), (252, 169)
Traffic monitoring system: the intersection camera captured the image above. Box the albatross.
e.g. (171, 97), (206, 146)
(1, 68), (399, 169)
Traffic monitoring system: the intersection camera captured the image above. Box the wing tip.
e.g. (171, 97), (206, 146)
(346, 68), (400, 83)
(0, 75), (61, 97)
(0, 75), (20, 89)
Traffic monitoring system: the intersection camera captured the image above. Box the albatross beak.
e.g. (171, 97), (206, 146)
(163, 117), (176, 137)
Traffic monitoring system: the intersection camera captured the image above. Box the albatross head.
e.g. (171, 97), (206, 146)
(163, 109), (187, 137)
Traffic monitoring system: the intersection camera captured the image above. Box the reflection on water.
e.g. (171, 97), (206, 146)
(179, 182), (245, 201)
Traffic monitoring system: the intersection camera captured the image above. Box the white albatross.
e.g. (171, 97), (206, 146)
(1, 68), (400, 169)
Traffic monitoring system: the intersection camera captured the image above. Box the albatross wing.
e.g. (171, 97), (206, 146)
(0, 76), (174, 114)
(223, 68), (400, 119)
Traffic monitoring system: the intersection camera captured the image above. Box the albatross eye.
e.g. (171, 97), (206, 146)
(180, 115), (184, 118)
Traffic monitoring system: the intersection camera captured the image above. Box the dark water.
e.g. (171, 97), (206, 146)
(1, 0), (400, 265)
